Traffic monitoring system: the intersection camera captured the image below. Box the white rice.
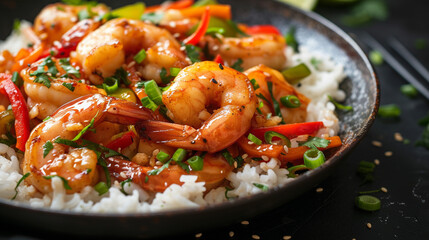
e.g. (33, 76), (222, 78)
(0, 26), (345, 212)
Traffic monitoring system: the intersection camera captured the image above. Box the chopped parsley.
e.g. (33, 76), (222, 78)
(160, 67), (174, 84)
(250, 78), (259, 91)
(43, 175), (72, 190)
(310, 57), (321, 70)
(12, 19), (21, 32)
(230, 58), (244, 72)
(184, 44), (202, 64)
(43, 141), (54, 158)
(62, 82), (75, 92)
(342, 0), (388, 27)
(30, 56), (59, 88)
(0, 132), (17, 147)
(11, 172), (30, 200)
(59, 58), (81, 78)
(299, 136), (331, 149)
(141, 12), (164, 25)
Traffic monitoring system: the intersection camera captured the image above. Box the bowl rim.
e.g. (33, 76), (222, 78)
(0, 0), (380, 229)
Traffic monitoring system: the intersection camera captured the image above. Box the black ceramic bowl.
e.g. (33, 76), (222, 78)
(0, 0), (379, 238)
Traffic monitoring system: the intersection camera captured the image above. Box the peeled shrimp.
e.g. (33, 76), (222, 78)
(203, 34), (287, 70)
(34, 3), (108, 45)
(74, 18), (189, 85)
(23, 94), (154, 194)
(244, 65), (310, 124)
(106, 153), (233, 192)
(21, 58), (106, 120)
(139, 61), (257, 153)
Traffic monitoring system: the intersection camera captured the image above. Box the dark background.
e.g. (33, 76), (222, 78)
(0, 0), (429, 239)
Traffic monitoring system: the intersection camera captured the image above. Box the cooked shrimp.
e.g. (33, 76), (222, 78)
(106, 153), (233, 192)
(203, 34), (287, 70)
(23, 94), (155, 194)
(139, 61), (257, 153)
(244, 65), (310, 124)
(21, 58), (106, 120)
(33, 3), (108, 45)
(74, 18), (190, 85)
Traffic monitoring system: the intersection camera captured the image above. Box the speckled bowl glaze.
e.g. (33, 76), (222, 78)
(0, 0), (379, 238)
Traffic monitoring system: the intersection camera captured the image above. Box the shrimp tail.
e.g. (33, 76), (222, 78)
(137, 120), (199, 149)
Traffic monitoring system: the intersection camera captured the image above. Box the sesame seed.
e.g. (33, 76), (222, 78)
(127, 61), (136, 68)
(234, 161), (238, 168)
(195, 233), (202, 238)
(352, 238), (356, 240)
(252, 235), (260, 239)
(242, 154), (248, 159)
(261, 156), (269, 161)
(248, 141), (254, 145)
(283, 145), (289, 153)
(394, 132), (403, 142)
(120, 172), (127, 178)
(385, 151), (393, 157)
(241, 220), (249, 225)
(367, 223), (372, 229)
(374, 159), (380, 165)
(371, 141), (382, 147)
(381, 187), (388, 193)
(283, 236), (292, 240)
(316, 187), (323, 193)
(229, 231), (234, 237)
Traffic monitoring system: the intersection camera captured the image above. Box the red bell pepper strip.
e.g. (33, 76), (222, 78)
(237, 136), (284, 159)
(106, 131), (136, 151)
(213, 54), (224, 65)
(250, 121), (324, 140)
(145, 0), (194, 13)
(245, 25), (281, 35)
(0, 74), (30, 152)
(183, 7), (211, 45)
(278, 136), (342, 166)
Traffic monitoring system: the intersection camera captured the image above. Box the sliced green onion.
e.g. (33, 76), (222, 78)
(11, 172), (30, 200)
(172, 148), (187, 162)
(282, 63), (311, 84)
(369, 50), (383, 65)
(156, 151), (170, 163)
(250, 78), (259, 91)
(222, 149), (235, 166)
(134, 49), (147, 64)
(103, 77), (119, 94)
(253, 183), (268, 191)
(43, 175), (72, 190)
(141, 97), (158, 111)
(303, 149), (325, 169)
(169, 67), (181, 77)
(355, 195), (381, 211)
(287, 164), (309, 178)
(267, 82), (283, 121)
(94, 182), (109, 195)
(144, 80), (163, 106)
(43, 141), (53, 158)
(264, 131), (291, 147)
(328, 95), (353, 112)
(378, 104), (401, 118)
(187, 155), (204, 171)
(120, 178), (132, 195)
(280, 95), (301, 108)
(192, 0), (218, 7)
(231, 58), (244, 72)
(247, 133), (262, 145)
(148, 160), (170, 176)
(72, 111), (98, 141)
(400, 84), (418, 98)
(11, 71), (23, 88)
(284, 26), (298, 52)
(359, 160), (375, 169)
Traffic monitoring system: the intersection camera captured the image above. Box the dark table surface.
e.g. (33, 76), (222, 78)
(1, 0), (429, 239)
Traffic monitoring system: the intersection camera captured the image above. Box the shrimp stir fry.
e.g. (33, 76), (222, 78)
(0, 0), (342, 197)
